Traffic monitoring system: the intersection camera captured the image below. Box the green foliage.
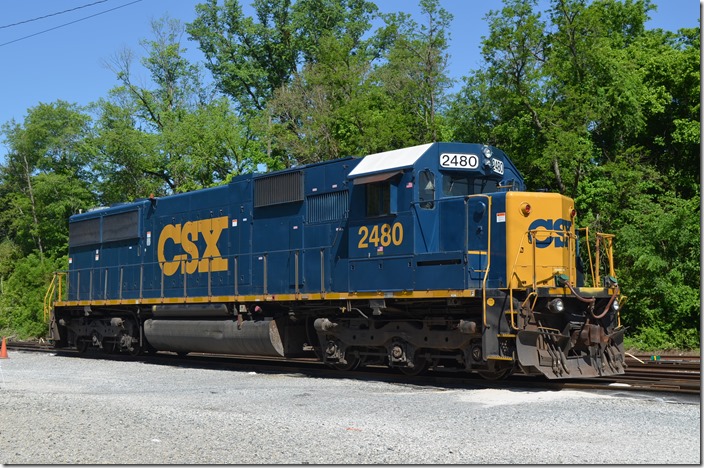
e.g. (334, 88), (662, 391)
(6, 172), (95, 257)
(0, 240), (21, 280)
(187, 0), (299, 113)
(616, 192), (700, 349)
(264, 0), (454, 164)
(448, 0), (700, 349)
(374, 0), (454, 143)
(0, 102), (96, 257)
(0, 254), (64, 338)
(94, 16), (264, 200)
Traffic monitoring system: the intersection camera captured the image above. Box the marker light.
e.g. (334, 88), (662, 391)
(520, 202), (531, 216)
(570, 207), (577, 218)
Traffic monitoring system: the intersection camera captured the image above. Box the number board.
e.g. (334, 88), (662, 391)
(357, 222), (404, 250)
(491, 159), (504, 175)
(440, 153), (479, 169)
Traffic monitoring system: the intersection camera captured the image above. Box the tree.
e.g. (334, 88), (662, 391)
(94, 16), (261, 201)
(375, 0), (454, 143)
(0, 101), (95, 258)
(187, 0), (299, 115)
(0, 103), (95, 338)
(264, 0), (455, 164)
(187, 0), (379, 166)
(187, 0), (378, 112)
(266, 34), (396, 164)
(447, 0), (700, 349)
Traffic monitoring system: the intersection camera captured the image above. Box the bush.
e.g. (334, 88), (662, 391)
(0, 254), (65, 338)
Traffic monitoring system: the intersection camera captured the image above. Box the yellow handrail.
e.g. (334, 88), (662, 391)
(577, 227), (595, 285)
(576, 228), (618, 288)
(464, 194), (492, 328)
(43, 272), (66, 322)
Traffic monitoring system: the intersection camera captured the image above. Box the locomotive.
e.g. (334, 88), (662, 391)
(48, 142), (626, 379)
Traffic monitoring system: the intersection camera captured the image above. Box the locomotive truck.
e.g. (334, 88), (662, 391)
(47, 142), (626, 379)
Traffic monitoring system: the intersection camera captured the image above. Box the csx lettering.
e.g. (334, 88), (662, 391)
(157, 216), (229, 276)
(528, 218), (572, 248)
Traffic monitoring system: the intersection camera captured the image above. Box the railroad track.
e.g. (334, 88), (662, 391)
(4, 341), (700, 394)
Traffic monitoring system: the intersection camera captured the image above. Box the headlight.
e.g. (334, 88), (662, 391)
(612, 299), (620, 311)
(482, 145), (492, 158)
(548, 298), (565, 313)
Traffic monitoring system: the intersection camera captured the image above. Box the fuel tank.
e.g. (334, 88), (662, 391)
(143, 319), (285, 357)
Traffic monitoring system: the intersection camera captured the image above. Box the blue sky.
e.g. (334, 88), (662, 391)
(0, 0), (698, 159)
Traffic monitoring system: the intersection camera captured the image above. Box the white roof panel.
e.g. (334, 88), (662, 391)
(348, 143), (433, 178)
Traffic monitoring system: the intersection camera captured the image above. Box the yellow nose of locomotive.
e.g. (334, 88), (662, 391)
(505, 192), (577, 289)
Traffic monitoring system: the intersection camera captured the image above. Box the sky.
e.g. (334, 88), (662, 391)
(0, 0), (699, 160)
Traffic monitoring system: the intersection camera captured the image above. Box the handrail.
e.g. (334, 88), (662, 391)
(462, 194), (492, 328)
(506, 225), (619, 330)
(577, 227), (596, 284)
(43, 271), (66, 322)
(577, 228), (616, 287)
(54, 246), (335, 304)
(595, 233), (616, 287)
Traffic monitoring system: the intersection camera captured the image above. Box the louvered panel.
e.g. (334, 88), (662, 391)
(307, 190), (349, 223)
(254, 171), (304, 208)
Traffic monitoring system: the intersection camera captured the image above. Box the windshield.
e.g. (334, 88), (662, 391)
(442, 174), (498, 197)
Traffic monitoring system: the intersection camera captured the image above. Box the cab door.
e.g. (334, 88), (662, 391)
(466, 196), (491, 287)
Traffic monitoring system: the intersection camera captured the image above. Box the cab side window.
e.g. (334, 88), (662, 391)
(366, 181), (391, 217)
(419, 170), (435, 209)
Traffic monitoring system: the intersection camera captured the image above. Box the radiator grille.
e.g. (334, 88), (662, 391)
(69, 217), (101, 247)
(102, 210), (139, 242)
(254, 171), (304, 208)
(307, 190), (349, 223)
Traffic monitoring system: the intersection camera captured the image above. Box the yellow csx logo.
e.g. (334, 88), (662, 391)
(157, 216), (228, 276)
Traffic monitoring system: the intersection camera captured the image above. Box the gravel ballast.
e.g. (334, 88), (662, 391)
(0, 351), (699, 464)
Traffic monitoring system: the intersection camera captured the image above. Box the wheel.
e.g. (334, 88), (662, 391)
(330, 353), (361, 371)
(332, 356), (360, 371)
(398, 354), (429, 376)
(101, 341), (115, 354)
(477, 367), (513, 380)
(75, 338), (88, 353)
(127, 341), (142, 356)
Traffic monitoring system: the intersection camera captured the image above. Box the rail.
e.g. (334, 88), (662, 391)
(6, 340), (699, 394)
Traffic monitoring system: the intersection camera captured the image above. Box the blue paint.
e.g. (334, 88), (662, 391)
(66, 143), (526, 301)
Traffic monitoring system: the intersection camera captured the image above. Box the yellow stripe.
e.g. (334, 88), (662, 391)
(54, 288), (483, 307)
(467, 250), (487, 255)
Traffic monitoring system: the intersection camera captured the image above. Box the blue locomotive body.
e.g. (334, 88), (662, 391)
(66, 143), (524, 300)
(51, 143), (626, 379)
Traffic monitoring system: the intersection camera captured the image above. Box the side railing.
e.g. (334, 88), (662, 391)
(43, 244), (337, 306)
(577, 228), (616, 287)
